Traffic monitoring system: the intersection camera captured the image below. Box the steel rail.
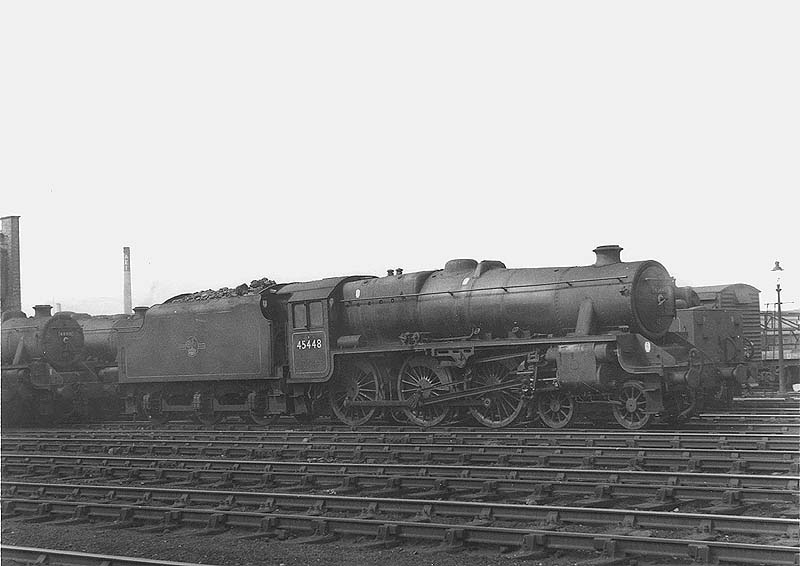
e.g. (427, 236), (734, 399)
(699, 409), (800, 422)
(4, 429), (798, 451)
(3, 459), (797, 507)
(13, 419), (798, 434)
(4, 452), (796, 492)
(0, 545), (217, 566)
(4, 482), (798, 537)
(3, 427), (800, 444)
(2, 497), (797, 565)
(733, 396), (800, 407)
(3, 437), (797, 474)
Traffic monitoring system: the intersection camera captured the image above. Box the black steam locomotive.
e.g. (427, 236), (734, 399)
(1, 306), (143, 424)
(114, 245), (750, 429)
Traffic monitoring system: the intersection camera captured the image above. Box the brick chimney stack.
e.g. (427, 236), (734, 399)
(1, 215), (22, 314)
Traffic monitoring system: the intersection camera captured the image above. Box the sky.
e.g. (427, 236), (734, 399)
(1, 1), (797, 315)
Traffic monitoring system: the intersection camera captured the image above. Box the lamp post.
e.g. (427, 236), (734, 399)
(771, 261), (786, 394)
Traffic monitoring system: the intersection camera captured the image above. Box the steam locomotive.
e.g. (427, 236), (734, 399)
(0, 306), (143, 424)
(113, 245), (750, 429)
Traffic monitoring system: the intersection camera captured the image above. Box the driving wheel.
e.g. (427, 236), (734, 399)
(468, 362), (525, 428)
(397, 356), (452, 427)
(330, 359), (382, 426)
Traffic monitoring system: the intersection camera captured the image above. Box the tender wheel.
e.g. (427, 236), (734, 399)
(330, 359), (382, 426)
(536, 390), (577, 429)
(193, 392), (221, 426)
(245, 392), (280, 425)
(612, 380), (652, 430)
(144, 391), (170, 425)
(468, 362), (525, 428)
(246, 413), (280, 426)
(397, 356), (452, 427)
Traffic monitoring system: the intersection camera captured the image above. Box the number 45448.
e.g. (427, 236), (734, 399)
(296, 338), (323, 350)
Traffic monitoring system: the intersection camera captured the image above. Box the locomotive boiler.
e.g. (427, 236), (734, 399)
(118, 245), (743, 430)
(1, 305), (85, 369)
(321, 245), (692, 429)
(339, 245), (674, 342)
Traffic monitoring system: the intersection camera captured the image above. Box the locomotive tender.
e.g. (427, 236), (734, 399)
(119, 245), (747, 429)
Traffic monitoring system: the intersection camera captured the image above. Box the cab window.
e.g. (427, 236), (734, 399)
(309, 301), (324, 328)
(292, 303), (307, 329)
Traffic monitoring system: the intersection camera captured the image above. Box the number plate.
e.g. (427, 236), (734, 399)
(291, 330), (329, 375)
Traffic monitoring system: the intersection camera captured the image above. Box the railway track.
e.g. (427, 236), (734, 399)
(0, 545), (215, 566)
(3, 486), (799, 565)
(28, 411), (799, 434)
(4, 455), (798, 508)
(4, 434), (797, 474)
(7, 479), (797, 535)
(3, 419), (798, 565)
(5, 428), (799, 451)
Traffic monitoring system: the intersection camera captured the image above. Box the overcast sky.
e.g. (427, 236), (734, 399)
(1, 1), (797, 315)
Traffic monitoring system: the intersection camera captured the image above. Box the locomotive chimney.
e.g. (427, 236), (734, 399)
(33, 304), (52, 318)
(123, 246), (132, 315)
(593, 245), (623, 266)
(133, 306), (149, 319)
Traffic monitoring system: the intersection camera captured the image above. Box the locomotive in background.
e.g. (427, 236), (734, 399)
(1, 306), (143, 424)
(115, 245), (750, 430)
(686, 283), (800, 392)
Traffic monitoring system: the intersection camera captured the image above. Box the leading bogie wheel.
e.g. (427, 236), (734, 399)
(330, 359), (382, 426)
(468, 361), (525, 428)
(397, 356), (453, 427)
(536, 389), (577, 429)
(612, 380), (652, 430)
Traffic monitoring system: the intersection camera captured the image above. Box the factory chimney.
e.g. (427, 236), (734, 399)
(1, 215), (22, 314)
(123, 246), (132, 315)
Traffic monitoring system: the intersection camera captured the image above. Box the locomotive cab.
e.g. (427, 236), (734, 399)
(278, 276), (374, 383)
